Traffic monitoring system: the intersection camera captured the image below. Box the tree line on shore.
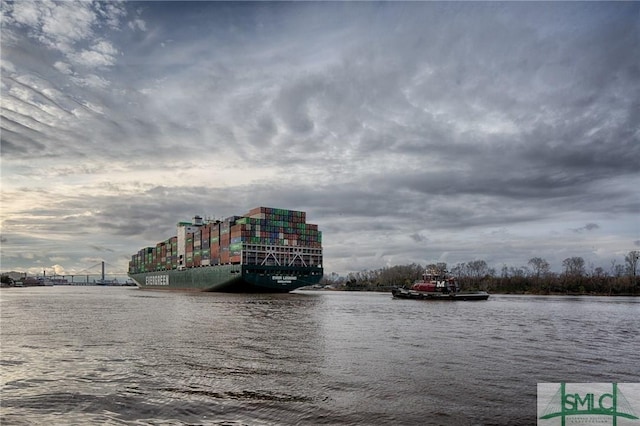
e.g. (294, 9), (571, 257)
(322, 250), (640, 295)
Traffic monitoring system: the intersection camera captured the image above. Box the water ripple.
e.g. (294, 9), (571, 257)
(1, 288), (638, 425)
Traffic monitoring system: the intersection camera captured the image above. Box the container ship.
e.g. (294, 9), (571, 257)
(128, 207), (323, 292)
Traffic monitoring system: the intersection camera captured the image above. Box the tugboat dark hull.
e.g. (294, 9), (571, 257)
(392, 287), (489, 301)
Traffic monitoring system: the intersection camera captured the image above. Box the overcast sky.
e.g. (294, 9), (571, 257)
(1, 1), (639, 279)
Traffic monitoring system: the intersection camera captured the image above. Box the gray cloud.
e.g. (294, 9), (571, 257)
(1, 1), (639, 276)
(571, 223), (601, 233)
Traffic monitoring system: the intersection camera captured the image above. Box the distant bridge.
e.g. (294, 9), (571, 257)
(46, 261), (131, 285)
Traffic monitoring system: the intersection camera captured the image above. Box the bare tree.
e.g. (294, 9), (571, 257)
(625, 250), (639, 286)
(528, 257), (550, 279)
(562, 257), (585, 276)
(467, 259), (489, 289)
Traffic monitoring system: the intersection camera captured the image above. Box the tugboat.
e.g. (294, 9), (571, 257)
(391, 269), (489, 301)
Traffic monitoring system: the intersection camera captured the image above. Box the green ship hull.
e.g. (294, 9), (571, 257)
(129, 264), (323, 292)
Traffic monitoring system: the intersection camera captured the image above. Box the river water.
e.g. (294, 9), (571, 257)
(1, 287), (638, 425)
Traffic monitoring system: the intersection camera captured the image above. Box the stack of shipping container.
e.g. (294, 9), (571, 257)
(128, 207), (322, 273)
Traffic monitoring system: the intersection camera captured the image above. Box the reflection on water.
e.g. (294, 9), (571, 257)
(1, 288), (639, 425)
